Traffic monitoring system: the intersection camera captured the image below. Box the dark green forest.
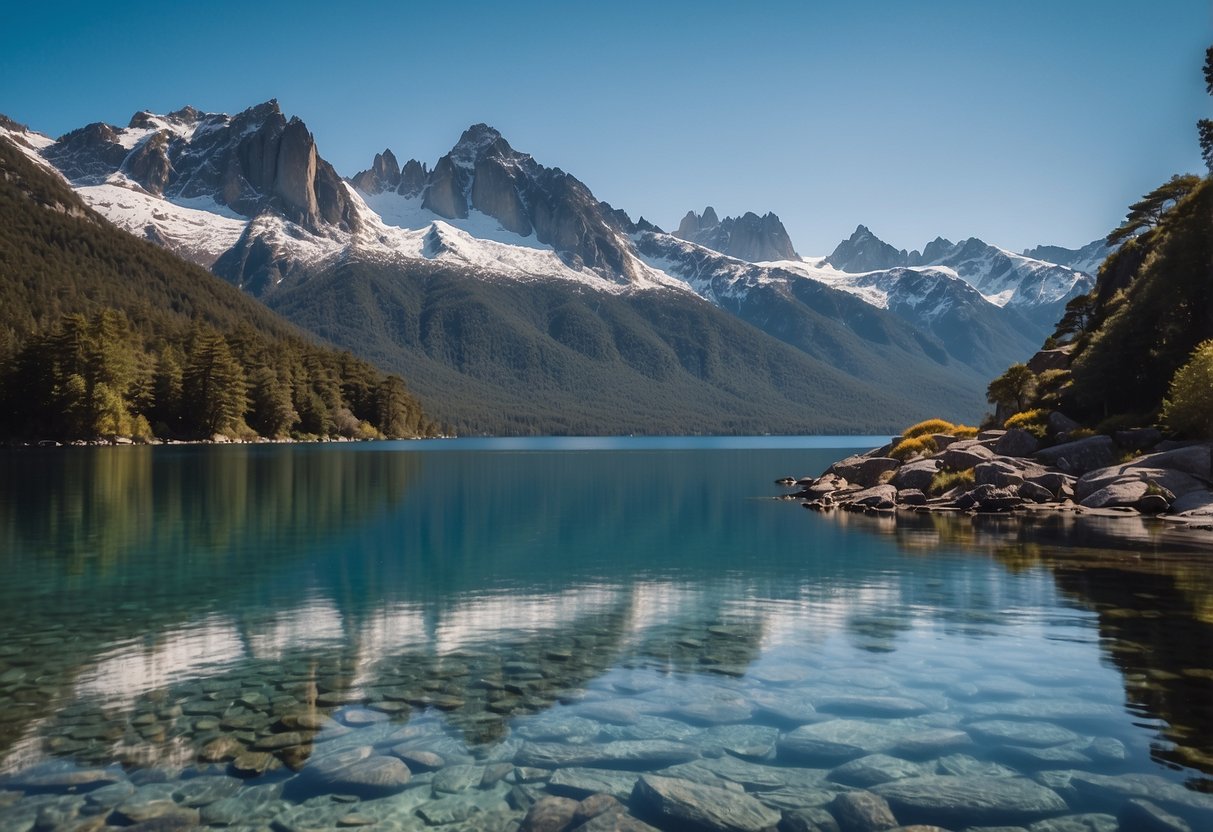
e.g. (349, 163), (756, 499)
(265, 257), (985, 436)
(0, 137), (434, 442)
(985, 46), (1213, 437)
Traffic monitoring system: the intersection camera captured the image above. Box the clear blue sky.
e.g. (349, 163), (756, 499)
(1, 0), (1208, 254)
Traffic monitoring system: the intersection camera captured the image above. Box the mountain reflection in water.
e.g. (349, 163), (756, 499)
(0, 440), (1209, 829)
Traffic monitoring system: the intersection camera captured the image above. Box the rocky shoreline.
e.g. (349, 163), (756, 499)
(779, 423), (1213, 530)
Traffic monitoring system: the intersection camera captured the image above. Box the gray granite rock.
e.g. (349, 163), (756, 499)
(778, 720), (896, 765)
(1033, 436), (1115, 475)
(1019, 481), (1056, 503)
(1025, 814), (1117, 832)
(309, 755), (412, 798)
(934, 754), (1017, 779)
(433, 764), (484, 794)
(830, 790), (899, 831)
(778, 807), (841, 832)
(659, 756), (788, 791)
(519, 795), (579, 832)
(1171, 489), (1213, 516)
(392, 748), (445, 771)
(695, 724), (779, 759)
(1062, 771), (1213, 826)
(1131, 445), (1212, 479)
(574, 809), (662, 832)
(873, 776), (1067, 826)
(940, 441), (996, 471)
(994, 429), (1041, 458)
(673, 699), (753, 726)
(829, 754), (929, 788)
(890, 730), (971, 759)
(748, 690), (817, 726)
(547, 768), (640, 801)
(815, 695), (928, 719)
(831, 456), (902, 488)
(966, 720), (1081, 747)
(841, 485), (898, 510)
(14, 768), (124, 793)
(516, 740), (698, 770)
(975, 460), (1029, 488)
(172, 774), (242, 807)
(891, 459), (941, 492)
(632, 774), (782, 832)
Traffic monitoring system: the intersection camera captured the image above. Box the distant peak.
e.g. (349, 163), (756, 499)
(454, 123), (505, 150)
(239, 99), (283, 121)
(460, 122), (500, 140)
(853, 224), (874, 237)
(168, 105), (201, 122)
(128, 106), (206, 131)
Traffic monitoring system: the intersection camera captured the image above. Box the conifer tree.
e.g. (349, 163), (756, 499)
(183, 327), (248, 436)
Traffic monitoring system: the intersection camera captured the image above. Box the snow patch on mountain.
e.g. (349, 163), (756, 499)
(0, 122), (59, 171)
(348, 187), (687, 295)
(761, 258), (992, 322)
(360, 190), (550, 251)
(74, 175), (247, 266)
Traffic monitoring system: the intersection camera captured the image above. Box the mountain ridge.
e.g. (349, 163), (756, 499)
(3, 99), (1110, 434)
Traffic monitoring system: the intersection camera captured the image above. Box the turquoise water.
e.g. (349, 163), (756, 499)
(0, 439), (1210, 831)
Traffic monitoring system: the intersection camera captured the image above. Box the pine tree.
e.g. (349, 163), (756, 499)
(1106, 175), (1202, 247)
(151, 346), (184, 436)
(248, 365), (298, 438)
(182, 327), (248, 437)
(986, 363), (1037, 414)
(375, 375), (414, 438)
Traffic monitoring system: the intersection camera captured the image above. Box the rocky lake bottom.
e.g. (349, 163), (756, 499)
(0, 439), (1210, 832)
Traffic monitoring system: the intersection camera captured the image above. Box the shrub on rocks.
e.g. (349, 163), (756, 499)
(928, 469), (975, 496)
(902, 419), (957, 439)
(1004, 409), (1050, 439)
(890, 435), (937, 461)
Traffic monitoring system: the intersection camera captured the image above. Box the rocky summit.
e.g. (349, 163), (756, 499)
(357, 122), (644, 282)
(44, 100), (356, 234)
(674, 207), (798, 262)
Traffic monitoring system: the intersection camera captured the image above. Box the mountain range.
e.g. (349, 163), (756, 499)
(0, 101), (1108, 434)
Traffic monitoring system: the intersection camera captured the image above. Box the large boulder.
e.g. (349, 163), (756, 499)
(841, 485), (898, 510)
(1128, 445), (1212, 480)
(1019, 481), (1055, 503)
(1171, 490), (1213, 517)
(872, 775), (1067, 827)
(1024, 470), (1075, 498)
(975, 460), (1029, 488)
(1033, 436), (1115, 475)
(940, 441), (995, 471)
(829, 790), (899, 831)
(891, 459), (940, 492)
(994, 429), (1040, 458)
(631, 775), (782, 832)
(1079, 479), (1151, 509)
(1075, 466), (1206, 504)
(520, 796), (580, 832)
(1047, 411), (1082, 436)
(515, 741), (698, 770)
(831, 455), (901, 488)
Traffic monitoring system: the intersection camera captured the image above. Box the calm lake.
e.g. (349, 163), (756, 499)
(0, 438), (1210, 831)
